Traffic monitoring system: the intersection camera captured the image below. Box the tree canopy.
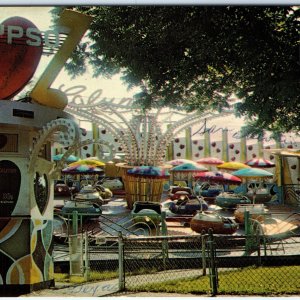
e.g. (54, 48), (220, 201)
(51, 6), (300, 135)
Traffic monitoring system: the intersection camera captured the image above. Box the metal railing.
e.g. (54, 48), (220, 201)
(283, 184), (300, 205)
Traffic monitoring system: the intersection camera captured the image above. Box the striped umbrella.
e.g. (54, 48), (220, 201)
(194, 171), (242, 185)
(61, 164), (104, 175)
(245, 158), (275, 168)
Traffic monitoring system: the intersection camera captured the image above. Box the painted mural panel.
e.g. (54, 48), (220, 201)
(0, 160), (21, 218)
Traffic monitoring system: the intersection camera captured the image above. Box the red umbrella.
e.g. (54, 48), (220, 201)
(194, 171), (242, 185)
(245, 158), (275, 168)
(196, 157), (224, 166)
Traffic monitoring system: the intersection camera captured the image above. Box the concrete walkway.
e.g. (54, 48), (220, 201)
(22, 279), (119, 297)
(22, 268), (208, 297)
(21, 280), (203, 297)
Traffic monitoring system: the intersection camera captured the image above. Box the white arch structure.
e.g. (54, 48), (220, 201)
(60, 84), (234, 166)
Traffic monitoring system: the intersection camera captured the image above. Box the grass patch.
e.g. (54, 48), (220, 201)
(217, 266), (300, 295)
(127, 266), (300, 295)
(129, 275), (211, 295)
(53, 268), (157, 285)
(54, 270), (118, 284)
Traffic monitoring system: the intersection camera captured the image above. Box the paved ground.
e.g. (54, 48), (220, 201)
(22, 279), (119, 297)
(22, 269), (206, 297)
(21, 280), (202, 297)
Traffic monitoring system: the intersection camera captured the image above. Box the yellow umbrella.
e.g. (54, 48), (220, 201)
(69, 158), (105, 167)
(217, 161), (250, 171)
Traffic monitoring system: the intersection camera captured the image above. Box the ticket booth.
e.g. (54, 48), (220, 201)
(0, 101), (79, 295)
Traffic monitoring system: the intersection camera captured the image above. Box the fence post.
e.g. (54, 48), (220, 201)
(244, 210), (252, 256)
(161, 211), (169, 269)
(201, 231), (206, 276)
(72, 211), (78, 235)
(161, 211), (168, 236)
(118, 231), (125, 291)
(208, 229), (218, 296)
(84, 231), (90, 281)
(256, 229), (261, 266)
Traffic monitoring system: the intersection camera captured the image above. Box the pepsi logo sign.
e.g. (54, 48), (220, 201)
(0, 23), (60, 48)
(0, 16), (43, 100)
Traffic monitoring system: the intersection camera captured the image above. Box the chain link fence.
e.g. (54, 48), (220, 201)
(53, 224), (300, 295)
(120, 234), (211, 294)
(118, 231), (300, 295)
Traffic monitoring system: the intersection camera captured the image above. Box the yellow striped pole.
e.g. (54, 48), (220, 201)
(240, 127), (247, 163)
(222, 129), (229, 162)
(166, 124), (174, 161)
(92, 123), (100, 158)
(204, 131), (211, 158)
(185, 127), (192, 160)
(258, 131), (264, 158)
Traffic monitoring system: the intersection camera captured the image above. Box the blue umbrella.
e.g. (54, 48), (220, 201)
(170, 162), (208, 172)
(127, 166), (170, 178)
(232, 168), (273, 179)
(169, 162), (208, 188)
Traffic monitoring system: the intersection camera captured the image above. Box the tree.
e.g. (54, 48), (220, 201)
(51, 6), (300, 135)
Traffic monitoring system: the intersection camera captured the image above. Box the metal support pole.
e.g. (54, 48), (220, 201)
(160, 211), (168, 236)
(161, 211), (169, 268)
(201, 231), (206, 276)
(208, 229), (218, 296)
(263, 235), (267, 257)
(118, 232), (125, 291)
(72, 211), (78, 235)
(244, 210), (251, 256)
(84, 231), (90, 281)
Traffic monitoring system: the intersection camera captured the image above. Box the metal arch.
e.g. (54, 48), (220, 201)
(50, 138), (116, 178)
(29, 118), (80, 173)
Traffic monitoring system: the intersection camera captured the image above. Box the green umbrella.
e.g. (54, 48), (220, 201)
(53, 154), (79, 163)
